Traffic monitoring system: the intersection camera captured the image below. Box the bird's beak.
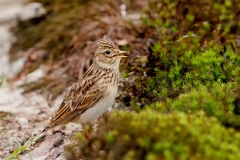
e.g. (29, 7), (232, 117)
(115, 50), (127, 58)
(119, 50), (126, 54)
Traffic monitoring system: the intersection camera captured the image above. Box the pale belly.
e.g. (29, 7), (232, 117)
(78, 86), (118, 125)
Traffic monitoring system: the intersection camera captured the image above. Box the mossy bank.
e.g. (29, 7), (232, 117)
(66, 111), (240, 160)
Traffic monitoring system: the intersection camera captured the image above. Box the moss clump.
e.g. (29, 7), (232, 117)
(143, 0), (240, 37)
(146, 82), (240, 129)
(125, 39), (240, 108)
(122, 0), (240, 108)
(122, 0), (240, 109)
(66, 110), (240, 160)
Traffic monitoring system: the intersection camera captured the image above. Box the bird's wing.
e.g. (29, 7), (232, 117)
(44, 75), (105, 130)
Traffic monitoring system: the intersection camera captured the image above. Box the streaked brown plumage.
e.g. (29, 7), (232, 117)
(36, 39), (126, 140)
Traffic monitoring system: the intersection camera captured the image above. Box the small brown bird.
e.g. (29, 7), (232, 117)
(36, 39), (127, 140)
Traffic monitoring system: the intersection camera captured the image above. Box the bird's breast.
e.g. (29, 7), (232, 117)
(78, 85), (118, 125)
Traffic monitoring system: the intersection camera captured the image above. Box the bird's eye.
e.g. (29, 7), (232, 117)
(105, 50), (111, 55)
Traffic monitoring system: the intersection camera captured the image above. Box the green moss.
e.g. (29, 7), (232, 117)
(127, 39), (240, 106)
(66, 110), (240, 160)
(144, 0), (240, 36)
(122, 0), (240, 108)
(146, 82), (240, 128)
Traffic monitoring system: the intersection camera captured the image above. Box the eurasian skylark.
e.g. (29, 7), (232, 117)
(37, 39), (127, 140)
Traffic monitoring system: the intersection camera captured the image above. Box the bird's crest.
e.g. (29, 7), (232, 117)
(98, 39), (118, 49)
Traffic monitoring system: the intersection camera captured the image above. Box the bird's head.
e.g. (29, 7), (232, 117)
(93, 39), (127, 70)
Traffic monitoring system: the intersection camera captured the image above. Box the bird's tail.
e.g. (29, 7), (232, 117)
(34, 128), (49, 142)
(34, 117), (65, 142)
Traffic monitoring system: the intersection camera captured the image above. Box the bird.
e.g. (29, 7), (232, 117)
(35, 39), (127, 141)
